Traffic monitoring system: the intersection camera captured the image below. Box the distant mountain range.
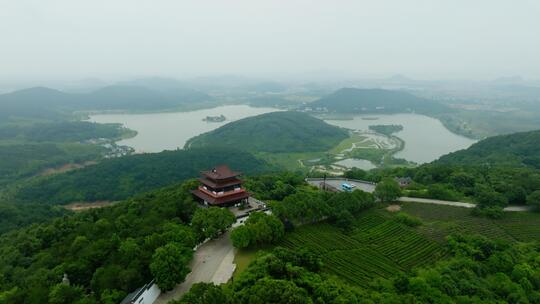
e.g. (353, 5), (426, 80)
(436, 129), (540, 169)
(0, 78), (213, 120)
(308, 88), (449, 114)
(186, 111), (348, 153)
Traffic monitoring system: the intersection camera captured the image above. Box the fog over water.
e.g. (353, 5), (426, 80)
(2, 0), (539, 82)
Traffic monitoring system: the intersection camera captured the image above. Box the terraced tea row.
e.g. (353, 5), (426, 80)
(279, 211), (445, 285)
(352, 214), (445, 269)
(401, 203), (540, 243)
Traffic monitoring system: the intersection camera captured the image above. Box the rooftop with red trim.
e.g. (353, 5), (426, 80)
(201, 165), (241, 180)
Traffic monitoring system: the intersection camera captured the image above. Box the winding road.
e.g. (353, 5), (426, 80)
(305, 178), (532, 212)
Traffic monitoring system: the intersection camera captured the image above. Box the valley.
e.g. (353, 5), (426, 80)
(87, 107), (476, 175)
(3, 3), (540, 302)
(1, 79), (540, 304)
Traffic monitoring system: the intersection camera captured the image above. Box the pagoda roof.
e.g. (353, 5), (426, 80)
(198, 177), (243, 189)
(191, 189), (250, 205)
(201, 165), (241, 180)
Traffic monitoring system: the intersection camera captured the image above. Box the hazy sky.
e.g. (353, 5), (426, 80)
(1, 0), (539, 81)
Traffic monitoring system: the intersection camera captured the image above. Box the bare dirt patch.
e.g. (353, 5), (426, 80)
(64, 201), (116, 212)
(386, 204), (401, 212)
(40, 161), (98, 176)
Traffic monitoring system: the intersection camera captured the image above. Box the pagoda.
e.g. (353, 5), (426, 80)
(191, 165), (250, 207)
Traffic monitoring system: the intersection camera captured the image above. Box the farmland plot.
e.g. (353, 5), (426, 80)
(278, 211), (445, 285)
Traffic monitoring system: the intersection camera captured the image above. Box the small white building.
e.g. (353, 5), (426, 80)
(120, 280), (161, 304)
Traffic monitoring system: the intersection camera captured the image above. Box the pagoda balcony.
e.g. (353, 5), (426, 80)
(198, 186), (246, 197)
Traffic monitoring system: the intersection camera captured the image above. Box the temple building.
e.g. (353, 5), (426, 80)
(191, 165), (250, 207)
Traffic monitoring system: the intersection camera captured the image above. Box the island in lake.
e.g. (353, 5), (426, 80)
(369, 124), (403, 136)
(203, 114), (226, 122)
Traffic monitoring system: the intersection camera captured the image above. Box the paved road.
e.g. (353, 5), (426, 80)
(397, 197), (475, 208)
(306, 178), (376, 193)
(306, 178), (532, 212)
(154, 231), (236, 304)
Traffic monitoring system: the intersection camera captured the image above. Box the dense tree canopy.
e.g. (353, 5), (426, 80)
(0, 202), (67, 235)
(437, 129), (540, 169)
(271, 187), (375, 226)
(191, 207), (236, 241)
(150, 243), (193, 290)
(0, 181), (198, 303)
(14, 147), (273, 204)
(0, 121), (130, 143)
(527, 190), (540, 211)
(374, 178), (402, 203)
(186, 111), (348, 153)
(0, 143), (104, 187)
(231, 213), (285, 249)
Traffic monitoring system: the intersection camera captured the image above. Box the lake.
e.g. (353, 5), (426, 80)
(89, 105), (279, 152)
(90, 108), (475, 164)
(325, 113), (476, 164)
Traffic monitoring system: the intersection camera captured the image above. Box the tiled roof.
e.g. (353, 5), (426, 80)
(201, 165), (241, 180)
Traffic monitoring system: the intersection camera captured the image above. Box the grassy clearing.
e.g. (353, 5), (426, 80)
(256, 151), (326, 170)
(233, 248), (259, 280)
(329, 134), (370, 153)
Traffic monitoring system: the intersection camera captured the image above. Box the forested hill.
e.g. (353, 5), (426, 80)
(14, 147), (273, 204)
(308, 88), (448, 114)
(0, 84), (212, 120)
(186, 111), (348, 153)
(436, 130), (540, 169)
(0, 87), (72, 120)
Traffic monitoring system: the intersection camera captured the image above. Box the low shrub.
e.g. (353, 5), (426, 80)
(394, 212), (422, 227)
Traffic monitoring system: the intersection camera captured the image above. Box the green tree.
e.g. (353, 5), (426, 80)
(230, 226), (252, 249)
(48, 284), (84, 304)
(231, 213), (284, 249)
(334, 209), (354, 230)
(374, 178), (401, 203)
(235, 278), (311, 304)
(191, 207), (235, 241)
(344, 168), (367, 180)
(161, 223), (197, 248)
(100, 289), (127, 304)
(526, 190), (540, 210)
(118, 238), (140, 265)
(150, 243), (193, 291)
(176, 283), (231, 304)
(475, 185), (508, 208)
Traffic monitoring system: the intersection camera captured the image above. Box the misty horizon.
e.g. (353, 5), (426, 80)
(2, 0), (539, 83)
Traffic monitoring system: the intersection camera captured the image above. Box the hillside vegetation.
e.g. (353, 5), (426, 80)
(0, 83), (212, 120)
(190, 236), (540, 303)
(186, 111), (348, 153)
(0, 121), (131, 142)
(13, 147), (273, 204)
(0, 143), (105, 187)
(309, 88), (448, 114)
(0, 182), (199, 303)
(437, 129), (540, 169)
